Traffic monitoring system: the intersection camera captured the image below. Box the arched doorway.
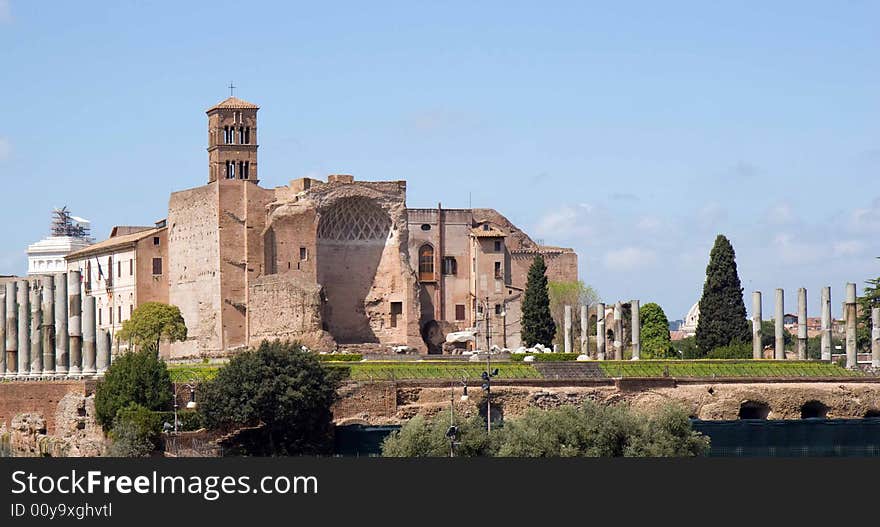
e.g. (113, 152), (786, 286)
(738, 401), (770, 420)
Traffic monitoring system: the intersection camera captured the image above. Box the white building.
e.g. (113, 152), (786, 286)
(27, 211), (93, 275)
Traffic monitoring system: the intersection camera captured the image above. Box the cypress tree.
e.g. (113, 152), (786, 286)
(522, 255), (556, 347)
(695, 235), (750, 354)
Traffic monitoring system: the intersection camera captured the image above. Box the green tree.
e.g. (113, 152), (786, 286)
(857, 258), (880, 350)
(522, 255), (556, 347)
(759, 320), (792, 350)
(118, 302), (187, 353)
(381, 414), (493, 457)
(695, 235), (750, 354)
(640, 302), (673, 358)
(198, 340), (339, 455)
(95, 349), (173, 430)
(107, 403), (162, 457)
(548, 280), (600, 351)
(494, 402), (708, 457)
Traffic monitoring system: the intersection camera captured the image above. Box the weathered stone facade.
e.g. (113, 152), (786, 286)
(164, 97), (578, 358)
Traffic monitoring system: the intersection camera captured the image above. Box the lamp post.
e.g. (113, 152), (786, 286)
(447, 376), (469, 457)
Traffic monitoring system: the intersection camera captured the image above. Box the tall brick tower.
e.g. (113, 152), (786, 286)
(206, 96), (259, 184)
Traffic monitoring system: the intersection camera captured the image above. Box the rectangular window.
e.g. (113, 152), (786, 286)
(109, 307), (113, 326)
(153, 236), (160, 246)
(442, 256), (457, 275)
(494, 240), (502, 252)
(98, 309), (102, 326)
(117, 260), (122, 278)
(130, 259), (134, 276)
(455, 304), (466, 321)
(118, 306), (122, 322)
(152, 257), (163, 275)
(300, 247), (308, 260)
(494, 261), (502, 279)
(390, 302), (403, 328)
(129, 305), (133, 317)
(495, 304), (503, 315)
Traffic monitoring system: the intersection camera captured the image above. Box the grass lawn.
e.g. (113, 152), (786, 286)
(325, 361), (542, 381)
(597, 360), (862, 378)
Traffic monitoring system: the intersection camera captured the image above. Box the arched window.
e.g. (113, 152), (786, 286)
(419, 244), (434, 281)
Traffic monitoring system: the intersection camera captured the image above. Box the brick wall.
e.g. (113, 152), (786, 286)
(0, 381), (94, 435)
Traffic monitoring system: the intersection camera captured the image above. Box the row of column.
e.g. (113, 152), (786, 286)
(562, 289), (880, 367)
(563, 300), (643, 360)
(751, 284), (880, 369)
(0, 272), (111, 380)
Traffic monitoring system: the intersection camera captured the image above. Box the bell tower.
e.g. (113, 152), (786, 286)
(206, 94), (259, 184)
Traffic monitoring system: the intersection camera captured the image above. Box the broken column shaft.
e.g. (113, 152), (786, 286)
(82, 295), (97, 376)
(845, 283), (857, 370)
(42, 275), (55, 376)
(797, 288), (807, 361)
(54, 273), (68, 377)
(774, 288), (785, 360)
(596, 302), (606, 360)
(820, 286), (832, 361)
(5, 282), (16, 376)
(752, 291), (762, 359)
(17, 280), (29, 377)
(68, 271), (82, 376)
(872, 308), (880, 369)
(631, 299), (640, 360)
(563, 304), (572, 354)
(97, 328), (110, 375)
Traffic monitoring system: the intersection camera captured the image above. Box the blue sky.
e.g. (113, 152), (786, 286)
(0, 1), (877, 320)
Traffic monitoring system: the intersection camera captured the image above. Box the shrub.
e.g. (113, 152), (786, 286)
(382, 414), (494, 457)
(315, 353), (362, 362)
(107, 403), (162, 457)
(95, 350), (173, 430)
(707, 341), (751, 359)
(198, 340), (340, 455)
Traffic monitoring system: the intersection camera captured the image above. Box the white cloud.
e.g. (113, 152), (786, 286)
(603, 247), (657, 271)
(0, 137), (10, 161)
(832, 240), (866, 258)
(764, 202), (797, 225)
(850, 197), (880, 233)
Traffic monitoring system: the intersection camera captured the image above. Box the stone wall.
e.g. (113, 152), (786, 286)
(331, 380), (880, 425)
(247, 274), (332, 349)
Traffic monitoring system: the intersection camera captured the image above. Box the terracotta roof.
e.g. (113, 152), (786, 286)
(66, 226), (165, 260)
(206, 96), (260, 112)
(470, 225), (507, 238)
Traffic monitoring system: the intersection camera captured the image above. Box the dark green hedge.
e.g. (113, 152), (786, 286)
(316, 354), (363, 362)
(155, 410), (205, 432)
(509, 353), (581, 362)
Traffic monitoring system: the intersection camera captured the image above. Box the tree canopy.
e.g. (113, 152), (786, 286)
(95, 349), (173, 430)
(522, 255), (556, 347)
(548, 280), (599, 351)
(857, 257), (880, 350)
(640, 302), (673, 358)
(198, 340), (340, 455)
(117, 302), (187, 352)
(695, 235), (750, 354)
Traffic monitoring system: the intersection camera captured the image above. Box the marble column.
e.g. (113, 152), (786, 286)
(17, 280), (29, 378)
(54, 273), (68, 377)
(630, 299), (640, 360)
(96, 328), (110, 375)
(872, 308), (880, 369)
(68, 271), (82, 376)
(41, 275), (55, 376)
(82, 295), (97, 376)
(613, 302), (623, 360)
(774, 288), (785, 360)
(820, 286), (832, 361)
(845, 283), (857, 369)
(5, 282), (16, 377)
(580, 305), (588, 355)
(797, 288), (807, 361)
(29, 279), (43, 377)
(596, 302), (606, 360)
(751, 291), (762, 359)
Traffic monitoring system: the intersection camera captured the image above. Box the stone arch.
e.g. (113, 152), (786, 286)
(418, 243), (435, 281)
(738, 400), (770, 420)
(316, 197), (392, 344)
(800, 400), (828, 419)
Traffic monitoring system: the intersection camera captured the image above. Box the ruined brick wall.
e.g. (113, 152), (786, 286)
(0, 381), (93, 435)
(168, 184), (221, 358)
(510, 249), (578, 287)
(247, 274), (330, 349)
(135, 227), (169, 305)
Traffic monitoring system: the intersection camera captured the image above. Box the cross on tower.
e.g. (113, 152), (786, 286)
(228, 81), (236, 97)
